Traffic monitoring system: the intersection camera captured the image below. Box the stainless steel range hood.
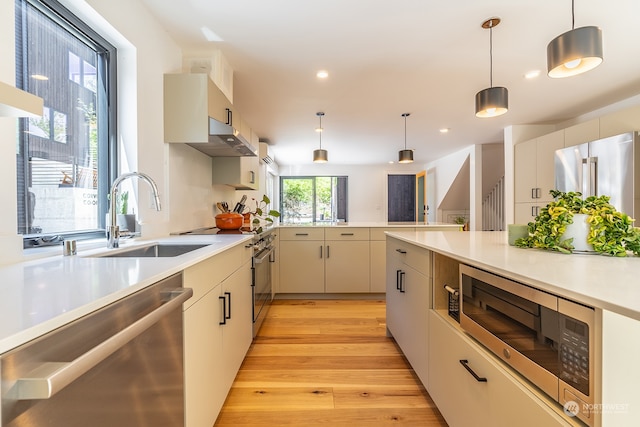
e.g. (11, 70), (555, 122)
(186, 117), (257, 157)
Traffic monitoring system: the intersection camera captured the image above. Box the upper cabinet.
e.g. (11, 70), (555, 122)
(514, 130), (565, 224)
(164, 73), (260, 190)
(163, 73), (257, 157)
(164, 73), (232, 143)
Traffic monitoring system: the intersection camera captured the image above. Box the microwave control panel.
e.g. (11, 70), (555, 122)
(559, 315), (589, 395)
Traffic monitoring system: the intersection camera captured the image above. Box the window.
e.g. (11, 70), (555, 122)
(280, 176), (348, 223)
(15, 0), (117, 247)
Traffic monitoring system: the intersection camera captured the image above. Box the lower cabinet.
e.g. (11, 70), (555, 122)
(386, 236), (430, 386)
(183, 245), (253, 427)
(428, 310), (573, 427)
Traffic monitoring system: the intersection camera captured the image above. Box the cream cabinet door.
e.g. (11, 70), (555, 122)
(221, 260), (253, 387)
(183, 284), (225, 427)
(325, 240), (370, 293)
(370, 241), (386, 292)
(514, 202), (542, 225)
(386, 238), (430, 387)
(514, 139), (538, 203)
(279, 240), (325, 293)
(536, 130), (565, 202)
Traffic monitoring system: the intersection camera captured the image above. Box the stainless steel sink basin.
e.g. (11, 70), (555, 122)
(93, 243), (210, 258)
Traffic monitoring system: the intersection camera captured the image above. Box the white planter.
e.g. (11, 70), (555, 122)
(562, 213), (595, 253)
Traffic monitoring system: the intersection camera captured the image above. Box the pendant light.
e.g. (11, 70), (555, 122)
(398, 113), (413, 164)
(313, 112), (328, 163)
(475, 17), (508, 118)
(547, 0), (603, 78)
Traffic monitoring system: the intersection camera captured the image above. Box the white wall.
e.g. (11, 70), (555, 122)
(277, 163), (425, 222)
(0, 0), (239, 261)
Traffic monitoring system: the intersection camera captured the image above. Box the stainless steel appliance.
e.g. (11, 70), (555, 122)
(459, 264), (597, 426)
(555, 131), (639, 217)
(0, 273), (192, 427)
(251, 228), (276, 336)
(176, 226), (275, 336)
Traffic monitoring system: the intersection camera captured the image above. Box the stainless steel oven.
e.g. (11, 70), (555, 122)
(252, 229), (275, 336)
(459, 264), (597, 426)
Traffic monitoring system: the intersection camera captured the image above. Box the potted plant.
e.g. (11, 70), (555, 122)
(114, 191), (136, 232)
(515, 190), (640, 256)
(245, 194), (280, 234)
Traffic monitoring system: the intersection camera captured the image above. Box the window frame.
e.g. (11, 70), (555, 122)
(279, 175), (348, 224)
(15, 0), (118, 248)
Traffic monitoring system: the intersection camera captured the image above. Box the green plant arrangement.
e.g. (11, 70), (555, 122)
(246, 194), (280, 234)
(515, 190), (640, 256)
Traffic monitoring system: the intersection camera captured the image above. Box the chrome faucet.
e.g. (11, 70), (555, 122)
(108, 172), (161, 248)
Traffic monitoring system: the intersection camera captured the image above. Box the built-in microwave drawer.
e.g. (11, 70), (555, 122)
(459, 264), (596, 427)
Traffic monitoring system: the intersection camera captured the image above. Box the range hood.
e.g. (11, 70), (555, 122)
(186, 117), (257, 157)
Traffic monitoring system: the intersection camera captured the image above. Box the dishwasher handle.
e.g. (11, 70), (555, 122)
(15, 287), (193, 400)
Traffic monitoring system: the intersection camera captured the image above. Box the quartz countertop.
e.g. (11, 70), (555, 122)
(386, 230), (640, 321)
(278, 221), (461, 228)
(0, 234), (252, 355)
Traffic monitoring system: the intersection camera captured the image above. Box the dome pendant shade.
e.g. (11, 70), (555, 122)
(547, 26), (603, 78)
(312, 111), (328, 163)
(398, 149), (414, 163)
(313, 148), (328, 163)
(475, 86), (509, 118)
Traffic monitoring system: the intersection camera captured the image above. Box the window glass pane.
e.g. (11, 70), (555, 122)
(280, 176), (348, 224)
(15, 0), (113, 241)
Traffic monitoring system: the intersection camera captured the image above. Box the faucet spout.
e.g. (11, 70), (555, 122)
(108, 172), (161, 248)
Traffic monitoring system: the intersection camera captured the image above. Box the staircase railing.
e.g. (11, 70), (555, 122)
(482, 176), (504, 231)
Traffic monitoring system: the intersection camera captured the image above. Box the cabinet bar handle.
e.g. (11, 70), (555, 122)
(249, 171), (255, 184)
(395, 248), (407, 254)
(320, 245), (323, 258)
(531, 188), (536, 199)
(536, 187), (542, 199)
(340, 233), (354, 236)
(459, 359), (487, 382)
(226, 108), (232, 126)
(396, 269), (402, 291)
(225, 291), (231, 320)
(295, 233), (309, 236)
(399, 271), (406, 293)
(219, 295), (227, 325)
(444, 284), (459, 296)
(326, 245), (330, 258)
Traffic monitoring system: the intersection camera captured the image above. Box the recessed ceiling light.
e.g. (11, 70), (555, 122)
(31, 74), (48, 81)
(200, 26), (223, 42)
(524, 70), (541, 79)
(316, 70), (329, 79)
(440, 128), (450, 133)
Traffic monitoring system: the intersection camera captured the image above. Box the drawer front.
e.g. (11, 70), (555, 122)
(370, 227), (415, 240)
(324, 227), (369, 241)
(387, 238), (431, 277)
(183, 244), (245, 307)
(279, 227), (324, 240)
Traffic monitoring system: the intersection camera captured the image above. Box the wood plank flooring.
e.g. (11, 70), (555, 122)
(214, 299), (448, 426)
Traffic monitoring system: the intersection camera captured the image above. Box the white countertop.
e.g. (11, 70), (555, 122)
(0, 234), (252, 355)
(278, 221), (461, 228)
(386, 230), (640, 321)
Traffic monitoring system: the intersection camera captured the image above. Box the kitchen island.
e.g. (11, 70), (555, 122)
(385, 230), (640, 427)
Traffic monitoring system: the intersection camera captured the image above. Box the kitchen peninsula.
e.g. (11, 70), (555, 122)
(386, 230), (640, 427)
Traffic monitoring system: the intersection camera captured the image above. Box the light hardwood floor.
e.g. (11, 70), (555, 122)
(214, 299), (448, 426)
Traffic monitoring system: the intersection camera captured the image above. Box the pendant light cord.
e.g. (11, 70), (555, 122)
(319, 114), (322, 149)
(489, 21), (493, 88)
(571, 0), (575, 30)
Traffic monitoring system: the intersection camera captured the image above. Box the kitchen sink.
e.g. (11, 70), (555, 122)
(92, 243), (210, 258)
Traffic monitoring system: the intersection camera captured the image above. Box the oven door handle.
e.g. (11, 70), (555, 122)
(14, 287), (193, 400)
(254, 246), (275, 264)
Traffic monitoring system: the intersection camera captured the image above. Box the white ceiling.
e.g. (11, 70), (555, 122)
(139, 0), (640, 166)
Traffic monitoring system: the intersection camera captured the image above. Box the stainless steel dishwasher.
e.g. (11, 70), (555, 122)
(0, 272), (192, 427)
